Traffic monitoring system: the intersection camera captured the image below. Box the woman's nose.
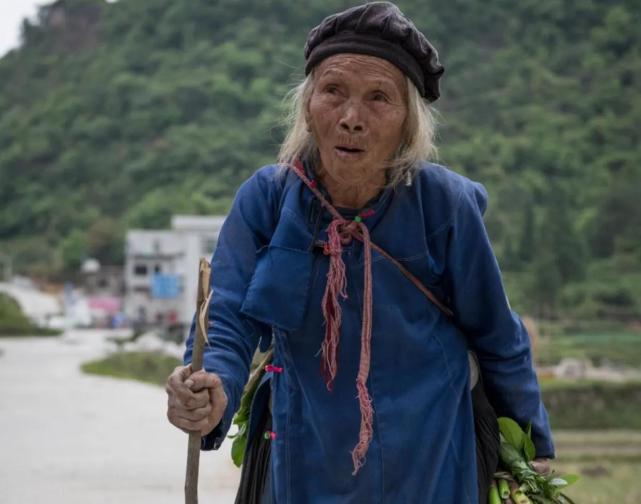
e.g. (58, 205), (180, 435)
(339, 101), (365, 133)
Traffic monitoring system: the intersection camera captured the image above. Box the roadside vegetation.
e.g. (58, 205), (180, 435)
(537, 329), (641, 429)
(542, 381), (641, 430)
(0, 292), (61, 336)
(537, 329), (641, 502)
(554, 430), (641, 503)
(537, 328), (641, 368)
(81, 351), (181, 386)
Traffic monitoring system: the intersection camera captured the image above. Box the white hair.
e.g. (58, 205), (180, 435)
(277, 70), (438, 187)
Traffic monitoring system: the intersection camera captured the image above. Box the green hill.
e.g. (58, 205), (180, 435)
(1, 0), (639, 320)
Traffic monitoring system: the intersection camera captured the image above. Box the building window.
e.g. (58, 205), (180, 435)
(154, 264), (162, 274)
(134, 264), (148, 276)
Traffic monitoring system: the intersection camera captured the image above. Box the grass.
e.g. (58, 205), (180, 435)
(533, 328), (641, 430)
(0, 292), (61, 336)
(81, 351), (182, 386)
(553, 430), (641, 503)
(531, 329), (641, 501)
(536, 329), (641, 368)
(541, 381), (641, 430)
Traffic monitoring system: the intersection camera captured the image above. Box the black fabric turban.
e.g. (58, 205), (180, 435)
(304, 2), (444, 102)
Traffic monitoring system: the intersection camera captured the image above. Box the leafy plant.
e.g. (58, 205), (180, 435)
(492, 417), (579, 504)
(227, 350), (273, 467)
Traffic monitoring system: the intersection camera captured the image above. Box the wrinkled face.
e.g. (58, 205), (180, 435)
(306, 53), (408, 187)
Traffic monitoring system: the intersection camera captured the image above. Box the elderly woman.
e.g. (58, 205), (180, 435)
(166, 3), (555, 503)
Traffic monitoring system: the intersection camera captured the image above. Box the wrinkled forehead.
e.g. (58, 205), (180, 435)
(314, 53), (407, 94)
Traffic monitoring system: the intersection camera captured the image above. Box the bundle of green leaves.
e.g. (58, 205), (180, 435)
(228, 350), (273, 467)
(490, 417), (579, 504)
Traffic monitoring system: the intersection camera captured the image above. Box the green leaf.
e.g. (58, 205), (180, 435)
(498, 417), (525, 451)
(549, 477), (568, 488)
(526, 421), (533, 440)
(561, 474), (580, 486)
(523, 434), (536, 462)
(227, 423), (246, 439)
(233, 410), (249, 424)
(231, 434), (247, 467)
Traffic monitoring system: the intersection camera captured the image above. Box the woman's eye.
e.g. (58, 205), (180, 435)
(325, 85), (339, 94)
(372, 92), (389, 102)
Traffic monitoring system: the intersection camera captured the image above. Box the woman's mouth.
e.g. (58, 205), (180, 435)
(335, 146), (365, 159)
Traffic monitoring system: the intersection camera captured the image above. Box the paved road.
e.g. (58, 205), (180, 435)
(0, 330), (241, 503)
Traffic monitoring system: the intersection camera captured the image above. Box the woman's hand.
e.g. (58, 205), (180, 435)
(166, 365), (228, 436)
(531, 457), (551, 475)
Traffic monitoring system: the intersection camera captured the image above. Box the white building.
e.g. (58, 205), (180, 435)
(124, 215), (226, 332)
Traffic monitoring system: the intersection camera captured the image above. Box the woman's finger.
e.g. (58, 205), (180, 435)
(531, 458), (551, 474)
(171, 402), (213, 422)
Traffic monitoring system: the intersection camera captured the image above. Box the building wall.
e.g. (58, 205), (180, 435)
(83, 267), (125, 296)
(124, 216), (225, 331)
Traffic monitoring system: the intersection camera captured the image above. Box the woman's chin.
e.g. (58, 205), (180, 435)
(318, 152), (386, 187)
(332, 152), (377, 170)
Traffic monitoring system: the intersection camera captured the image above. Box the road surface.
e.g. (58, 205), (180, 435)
(0, 330), (241, 503)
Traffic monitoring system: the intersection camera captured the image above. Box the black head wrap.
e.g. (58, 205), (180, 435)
(304, 2), (444, 102)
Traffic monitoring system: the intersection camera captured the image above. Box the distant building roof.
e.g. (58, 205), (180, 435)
(126, 215), (226, 257)
(171, 215), (226, 232)
(125, 230), (183, 256)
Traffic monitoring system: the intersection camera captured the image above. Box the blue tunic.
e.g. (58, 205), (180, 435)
(184, 161), (555, 503)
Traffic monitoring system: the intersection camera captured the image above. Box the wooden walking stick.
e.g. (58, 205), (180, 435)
(185, 258), (213, 504)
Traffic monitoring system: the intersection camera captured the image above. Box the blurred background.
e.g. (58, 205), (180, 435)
(0, 0), (639, 502)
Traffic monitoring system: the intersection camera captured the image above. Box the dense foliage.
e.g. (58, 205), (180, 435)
(542, 382), (641, 430)
(1, 0), (639, 320)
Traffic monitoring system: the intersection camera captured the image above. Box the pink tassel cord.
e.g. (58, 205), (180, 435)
(291, 160), (375, 475)
(351, 221), (374, 475)
(288, 159), (454, 475)
(320, 219), (349, 391)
